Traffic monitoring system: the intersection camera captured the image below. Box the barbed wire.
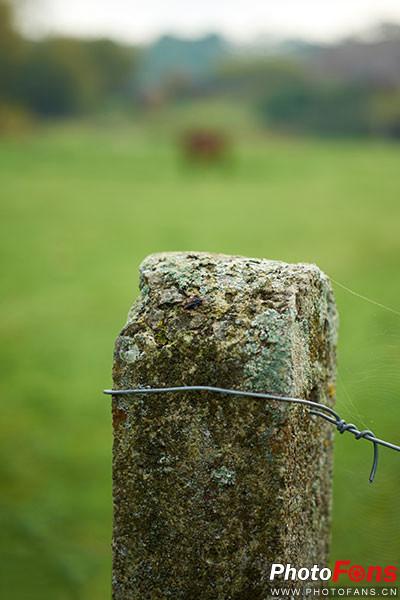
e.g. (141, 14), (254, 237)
(104, 385), (400, 483)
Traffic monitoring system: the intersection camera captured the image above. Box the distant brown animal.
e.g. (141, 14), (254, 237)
(182, 129), (229, 163)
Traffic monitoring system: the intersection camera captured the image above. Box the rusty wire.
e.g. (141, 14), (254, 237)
(104, 385), (400, 483)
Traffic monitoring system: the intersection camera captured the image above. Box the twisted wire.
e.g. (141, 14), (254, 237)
(104, 385), (400, 483)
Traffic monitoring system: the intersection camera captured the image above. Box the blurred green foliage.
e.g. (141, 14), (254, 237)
(19, 38), (135, 117)
(0, 1), (25, 102)
(259, 77), (372, 137)
(0, 1), (136, 121)
(20, 39), (101, 117)
(214, 57), (400, 138)
(368, 89), (400, 137)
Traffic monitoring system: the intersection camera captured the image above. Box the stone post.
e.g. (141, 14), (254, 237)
(111, 252), (338, 599)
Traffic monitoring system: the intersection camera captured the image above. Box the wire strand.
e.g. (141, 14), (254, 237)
(104, 385), (400, 483)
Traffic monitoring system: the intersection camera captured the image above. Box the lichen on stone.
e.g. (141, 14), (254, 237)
(112, 252), (338, 600)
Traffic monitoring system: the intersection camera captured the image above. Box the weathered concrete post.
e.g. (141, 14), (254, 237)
(111, 252), (338, 599)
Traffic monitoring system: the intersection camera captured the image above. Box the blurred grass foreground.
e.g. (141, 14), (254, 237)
(1, 0), (400, 598)
(2, 122), (400, 600)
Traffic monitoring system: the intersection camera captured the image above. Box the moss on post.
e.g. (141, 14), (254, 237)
(111, 252), (338, 600)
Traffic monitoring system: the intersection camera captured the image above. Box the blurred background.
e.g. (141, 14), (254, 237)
(1, 0), (400, 597)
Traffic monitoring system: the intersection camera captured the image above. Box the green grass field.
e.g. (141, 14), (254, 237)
(1, 119), (399, 599)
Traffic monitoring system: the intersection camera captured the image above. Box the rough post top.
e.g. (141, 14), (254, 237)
(140, 251), (328, 279)
(134, 251), (335, 319)
(116, 251), (337, 397)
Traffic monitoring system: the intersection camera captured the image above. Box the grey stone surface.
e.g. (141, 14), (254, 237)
(111, 252), (338, 599)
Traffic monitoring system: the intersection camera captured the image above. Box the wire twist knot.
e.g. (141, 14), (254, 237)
(104, 385), (399, 484)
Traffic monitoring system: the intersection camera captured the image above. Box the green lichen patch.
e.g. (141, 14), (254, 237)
(112, 252), (338, 600)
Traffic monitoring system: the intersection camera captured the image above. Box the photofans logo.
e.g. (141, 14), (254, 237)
(269, 562), (398, 597)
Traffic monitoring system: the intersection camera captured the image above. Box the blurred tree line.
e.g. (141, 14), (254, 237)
(150, 27), (400, 139)
(212, 57), (400, 138)
(0, 0), (136, 125)
(1, 0), (399, 138)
